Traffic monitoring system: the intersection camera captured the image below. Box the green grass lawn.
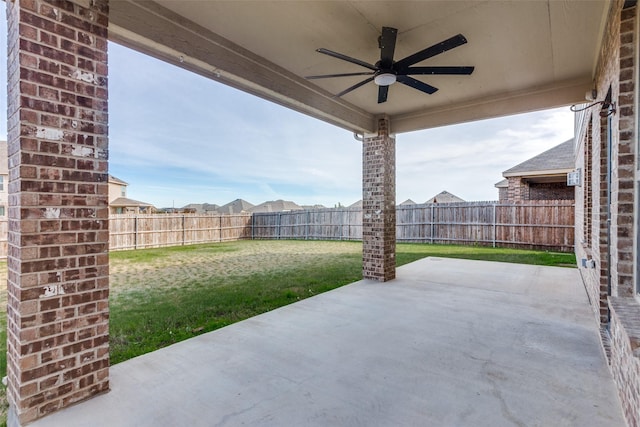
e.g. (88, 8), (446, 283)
(0, 240), (576, 424)
(107, 241), (574, 363)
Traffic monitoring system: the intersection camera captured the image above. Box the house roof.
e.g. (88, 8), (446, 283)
(249, 200), (303, 213)
(108, 175), (128, 186)
(399, 199), (417, 206)
(182, 203), (220, 213)
(110, 197), (154, 207)
(494, 179), (508, 188)
(503, 139), (575, 178)
(217, 199), (254, 214)
(425, 191), (465, 204)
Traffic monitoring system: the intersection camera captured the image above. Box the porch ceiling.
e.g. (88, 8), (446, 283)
(109, 1), (608, 134)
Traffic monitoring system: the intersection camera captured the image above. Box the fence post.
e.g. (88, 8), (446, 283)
(492, 203), (497, 248)
(134, 215), (138, 250)
(219, 215), (223, 242)
(182, 214), (186, 246)
(430, 205), (434, 244)
(277, 213), (281, 240)
(306, 211), (310, 240)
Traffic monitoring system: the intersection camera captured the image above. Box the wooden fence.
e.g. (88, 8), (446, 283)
(109, 213), (252, 250)
(396, 200), (574, 251)
(252, 208), (363, 241)
(0, 200), (575, 257)
(252, 200), (574, 252)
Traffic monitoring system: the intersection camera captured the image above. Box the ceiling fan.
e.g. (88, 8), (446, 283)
(306, 27), (474, 104)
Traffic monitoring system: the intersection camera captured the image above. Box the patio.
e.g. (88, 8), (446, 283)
(30, 258), (624, 426)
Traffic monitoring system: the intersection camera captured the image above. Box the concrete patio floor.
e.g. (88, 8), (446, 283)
(32, 257), (625, 426)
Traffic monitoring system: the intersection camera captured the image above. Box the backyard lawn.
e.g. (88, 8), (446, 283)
(0, 240), (576, 424)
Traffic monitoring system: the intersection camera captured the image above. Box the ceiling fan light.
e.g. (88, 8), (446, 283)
(374, 73), (396, 86)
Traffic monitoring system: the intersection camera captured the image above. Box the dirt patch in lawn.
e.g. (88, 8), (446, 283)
(109, 240), (362, 297)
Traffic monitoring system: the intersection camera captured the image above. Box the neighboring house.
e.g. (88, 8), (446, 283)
(248, 199), (303, 213)
(181, 203), (220, 214)
(496, 139), (575, 202)
(348, 200), (363, 209)
(217, 199), (254, 214)
(425, 191), (465, 204)
(399, 199), (417, 206)
(108, 175), (155, 214)
(495, 179), (509, 201)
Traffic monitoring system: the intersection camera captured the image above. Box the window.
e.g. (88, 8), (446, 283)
(0, 176), (4, 191)
(120, 186), (126, 197)
(0, 206), (5, 216)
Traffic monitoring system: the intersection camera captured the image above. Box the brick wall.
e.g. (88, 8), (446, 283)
(506, 177), (529, 201)
(528, 182), (574, 200)
(574, 2), (640, 427)
(504, 177), (573, 202)
(362, 117), (395, 282)
(610, 5), (636, 298)
(608, 298), (640, 427)
(6, 0), (110, 424)
(575, 0), (621, 326)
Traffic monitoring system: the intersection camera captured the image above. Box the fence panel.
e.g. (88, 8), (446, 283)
(495, 200), (574, 251)
(109, 213), (252, 251)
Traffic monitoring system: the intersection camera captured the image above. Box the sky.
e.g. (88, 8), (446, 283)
(0, 18), (575, 209)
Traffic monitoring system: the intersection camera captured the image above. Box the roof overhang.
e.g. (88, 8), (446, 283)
(503, 168), (574, 179)
(109, 1), (610, 134)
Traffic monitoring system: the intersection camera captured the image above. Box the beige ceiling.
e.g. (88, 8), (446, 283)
(109, 1), (608, 134)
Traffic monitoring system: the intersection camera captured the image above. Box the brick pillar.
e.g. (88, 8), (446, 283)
(6, 0), (110, 425)
(362, 117), (396, 281)
(610, 5), (636, 297)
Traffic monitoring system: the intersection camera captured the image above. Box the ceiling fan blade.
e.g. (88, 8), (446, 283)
(335, 76), (375, 98)
(403, 66), (475, 75)
(378, 85), (389, 104)
(395, 34), (468, 69)
(379, 27), (398, 66)
(306, 71), (375, 79)
(397, 75), (438, 95)
(316, 48), (378, 71)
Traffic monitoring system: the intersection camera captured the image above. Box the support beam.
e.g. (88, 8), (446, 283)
(108, 0), (375, 134)
(6, 0), (110, 424)
(362, 117), (396, 282)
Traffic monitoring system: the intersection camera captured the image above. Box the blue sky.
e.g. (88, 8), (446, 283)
(0, 18), (574, 209)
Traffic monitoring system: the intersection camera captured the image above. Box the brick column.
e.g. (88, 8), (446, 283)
(610, 5), (636, 298)
(6, 0), (110, 425)
(362, 117), (396, 281)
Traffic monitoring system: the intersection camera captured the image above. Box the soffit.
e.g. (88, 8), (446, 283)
(109, 1), (608, 134)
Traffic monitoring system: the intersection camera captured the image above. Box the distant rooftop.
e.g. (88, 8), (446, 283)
(494, 179), (508, 188)
(110, 197), (154, 208)
(108, 175), (128, 186)
(425, 191), (465, 204)
(249, 199), (302, 213)
(218, 199), (254, 214)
